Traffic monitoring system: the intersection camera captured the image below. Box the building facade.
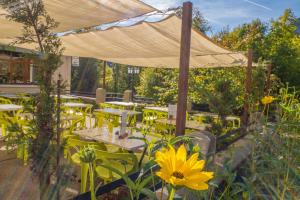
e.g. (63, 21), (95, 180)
(0, 46), (71, 94)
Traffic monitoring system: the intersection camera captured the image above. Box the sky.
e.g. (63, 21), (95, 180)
(142, 0), (300, 34)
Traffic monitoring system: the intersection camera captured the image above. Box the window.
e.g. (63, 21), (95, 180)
(0, 56), (32, 84)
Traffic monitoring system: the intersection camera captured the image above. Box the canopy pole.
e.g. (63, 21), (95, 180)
(175, 2), (193, 136)
(242, 49), (253, 128)
(103, 61), (106, 89)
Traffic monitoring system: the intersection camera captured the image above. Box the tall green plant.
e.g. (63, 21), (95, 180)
(0, 0), (64, 198)
(214, 87), (300, 200)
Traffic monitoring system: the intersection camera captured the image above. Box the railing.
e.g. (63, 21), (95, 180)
(70, 90), (154, 104)
(70, 91), (96, 98)
(133, 95), (154, 104)
(105, 92), (123, 101)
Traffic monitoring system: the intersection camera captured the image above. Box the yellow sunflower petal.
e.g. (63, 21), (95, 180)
(185, 153), (199, 167)
(186, 171), (214, 182)
(168, 145), (176, 171)
(184, 181), (209, 190)
(176, 144), (187, 162)
(173, 145), (187, 170)
(190, 160), (205, 171)
(156, 171), (171, 182)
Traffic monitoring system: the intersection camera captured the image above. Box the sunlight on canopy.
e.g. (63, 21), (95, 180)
(60, 15), (248, 68)
(0, 10), (247, 68)
(0, 0), (155, 36)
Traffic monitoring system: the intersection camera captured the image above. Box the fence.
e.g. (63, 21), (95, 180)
(70, 90), (154, 104)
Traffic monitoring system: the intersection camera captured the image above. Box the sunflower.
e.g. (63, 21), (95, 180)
(155, 144), (213, 190)
(261, 96), (275, 105)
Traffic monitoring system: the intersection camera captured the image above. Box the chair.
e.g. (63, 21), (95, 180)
(94, 149), (138, 183)
(0, 110), (31, 165)
(61, 104), (92, 129)
(0, 97), (12, 104)
(142, 109), (168, 133)
(16, 94), (35, 121)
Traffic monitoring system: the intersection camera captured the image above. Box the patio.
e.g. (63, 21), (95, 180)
(0, 92), (247, 199)
(0, 0), (299, 200)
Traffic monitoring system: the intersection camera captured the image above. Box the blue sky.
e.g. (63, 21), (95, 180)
(142, 0), (300, 33)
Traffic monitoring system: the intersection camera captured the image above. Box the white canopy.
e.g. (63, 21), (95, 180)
(0, 0), (155, 37)
(0, 12), (247, 68)
(60, 15), (247, 68)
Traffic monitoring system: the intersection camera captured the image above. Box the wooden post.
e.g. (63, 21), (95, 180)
(103, 61), (106, 89)
(242, 49), (253, 128)
(175, 2), (193, 136)
(265, 63), (272, 95)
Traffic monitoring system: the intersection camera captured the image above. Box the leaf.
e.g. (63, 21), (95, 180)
(140, 188), (158, 200)
(138, 175), (154, 190)
(100, 164), (136, 188)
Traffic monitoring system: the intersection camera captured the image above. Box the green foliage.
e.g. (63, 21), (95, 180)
(213, 87), (300, 200)
(265, 9), (300, 88)
(100, 163), (158, 200)
(189, 68), (245, 109)
(213, 9), (300, 89)
(109, 64), (130, 93)
(213, 19), (267, 62)
(71, 58), (101, 93)
(202, 78), (239, 117)
(137, 67), (249, 111)
(137, 68), (178, 105)
(175, 7), (211, 34)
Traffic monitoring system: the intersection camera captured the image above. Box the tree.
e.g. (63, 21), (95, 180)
(71, 57), (101, 94)
(137, 68), (178, 105)
(213, 19), (267, 62)
(265, 9), (300, 88)
(213, 9), (300, 89)
(189, 68), (245, 112)
(175, 7), (211, 34)
(0, 0), (64, 198)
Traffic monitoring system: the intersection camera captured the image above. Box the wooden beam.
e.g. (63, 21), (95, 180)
(175, 2), (193, 136)
(103, 61), (106, 89)
(242, 49), (253, 127)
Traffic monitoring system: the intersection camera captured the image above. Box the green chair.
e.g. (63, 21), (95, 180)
(99, 103), (115, 109)
(142, 109), (167, 132)
(0, 110), (31, 165)
(61, 104), (92, 129)
(98, 103), (137, 128)
(99, 103), (131, 111)
(94, 149), (138, 183)
(0, 97), (12, 104)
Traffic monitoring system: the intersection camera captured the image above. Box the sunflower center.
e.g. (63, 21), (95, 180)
(172, 171), (184, 179)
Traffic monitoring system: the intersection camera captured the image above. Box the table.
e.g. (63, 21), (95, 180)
(0, 104), (23, 112)
(0, 94), (18, 99)
(62, 102), (91, 108)
(94, 108), (141, 127)
(105, 101), (136, 108)
(94, 108), (141, 116)
(144, 106), (168, 112)
(54, 94), (79, 100)
(74, 127), (156, 151)
(156, 118), (210, 131)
